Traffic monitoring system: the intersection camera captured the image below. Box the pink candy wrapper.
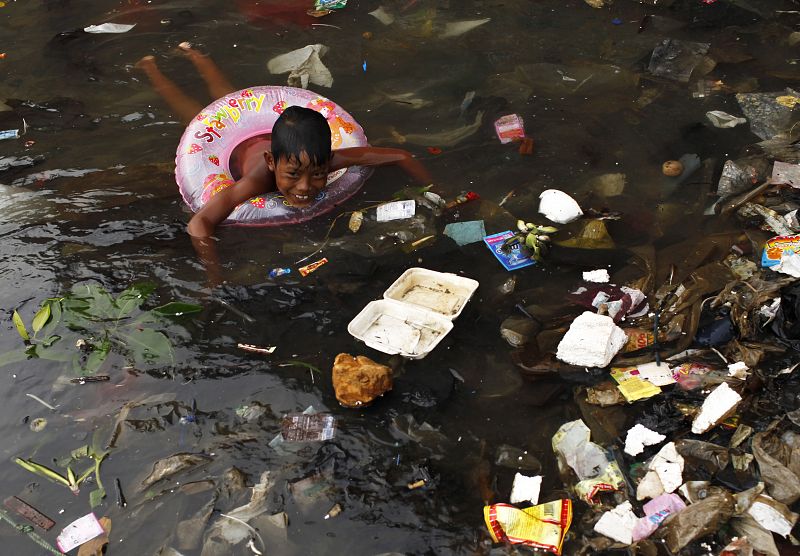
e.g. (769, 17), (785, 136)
(495, 114), (525, 144)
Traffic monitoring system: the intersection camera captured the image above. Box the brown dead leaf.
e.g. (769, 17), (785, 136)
(77, 517), (111, 556)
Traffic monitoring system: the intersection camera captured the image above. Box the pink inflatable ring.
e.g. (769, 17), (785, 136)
(175, 86), (371, 226)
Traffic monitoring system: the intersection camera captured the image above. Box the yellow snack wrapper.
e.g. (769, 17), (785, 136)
(574, 460), (625, 504)
(483, 499), (572, 555)
(299, 257), (328, 277)
(610, 368), (661, 402)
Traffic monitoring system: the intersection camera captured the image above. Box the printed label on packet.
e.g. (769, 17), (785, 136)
(610, 369), (661, 402)
(376, 200), (416, 222)
(494, 114), (526, 144)
(483, 231), (536, 271)
(299, 258), (328, 277)
(762, 235), (800, 268)
(483, 499), (572, 555)
(575, 460), (625, 503)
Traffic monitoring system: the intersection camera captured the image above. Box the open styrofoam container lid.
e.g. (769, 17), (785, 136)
(383, 267), (479, 320)
(347, 299), (454, 359)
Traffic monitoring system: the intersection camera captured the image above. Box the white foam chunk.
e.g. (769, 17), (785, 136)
(624, 424), (666, 456)
(636, 442), (684, 501)
(594, 501), (638, 545)
(582, 269), (610, 283)
(691, 382), (742, 434)
(727, 361), (749, 379)
(538, 189), (583, 224)
(747, 496), (799, 537)
(556, 312), (627, 368)
(509, 473), (542, 505)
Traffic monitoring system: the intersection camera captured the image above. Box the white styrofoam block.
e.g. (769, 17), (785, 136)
(635, 442), (684, 501)
(538, 189), (583, 224)
(509, 473), (542, 505)
(594, 501), (638, 545)
(583, 269), (610, 283)
(748, 496), (798, 537)
(691, 382), (742, 434)
(624, 424), (666, 456)
(556, 312), (627, 368)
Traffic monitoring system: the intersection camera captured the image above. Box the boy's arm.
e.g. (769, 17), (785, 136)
(187, 165), (269, 238)
(330, 147), (432, 185)
(187, 165), (268, 288)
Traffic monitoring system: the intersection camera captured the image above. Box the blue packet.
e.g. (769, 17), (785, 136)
(483, 231), (536, 271)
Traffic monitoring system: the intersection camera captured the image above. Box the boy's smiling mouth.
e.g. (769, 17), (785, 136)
(287, 192), (314, 205)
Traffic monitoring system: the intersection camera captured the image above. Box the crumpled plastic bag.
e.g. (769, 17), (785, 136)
(267, 44), (333, 88)
(706, 110), (747, 128)
(752, 422), (800, 504)
(648, 39), (710, 83)
(657, 491), (735, 552)
(770, 281), (800, 351)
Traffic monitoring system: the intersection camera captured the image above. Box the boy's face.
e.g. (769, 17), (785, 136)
(265, 151), (329, 207)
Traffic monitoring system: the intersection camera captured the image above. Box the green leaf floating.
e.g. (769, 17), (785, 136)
(115, 283), (156, 319)
(6, 283), (198, 375)
(12, 310), (29, 341)
(31, 303), (51, 334)
(89, 487), (106, 508)
(118, 328), (173, 365)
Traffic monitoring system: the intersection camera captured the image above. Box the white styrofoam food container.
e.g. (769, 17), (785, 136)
(383, 268), (479, 319)
(348, 268), (479, 359)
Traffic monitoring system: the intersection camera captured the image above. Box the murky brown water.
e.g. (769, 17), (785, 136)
(0, 0), (797, 554)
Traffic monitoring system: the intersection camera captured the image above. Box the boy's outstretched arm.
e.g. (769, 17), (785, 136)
(330, 147), (432, 185)
(187, 165), (268, 238)
(187, 165), (268, 288)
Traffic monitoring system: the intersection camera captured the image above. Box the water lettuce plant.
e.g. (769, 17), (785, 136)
(5, 283), (201, 375)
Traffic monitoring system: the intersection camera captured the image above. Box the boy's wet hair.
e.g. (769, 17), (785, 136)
(271, 106), (332, 166)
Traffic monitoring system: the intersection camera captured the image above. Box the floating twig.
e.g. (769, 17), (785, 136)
(212, 297), (256, 323)
(114, 478), (126, 508)
(70, 376), (111, 384)
(237, 343), (276, 355)
(25, 394), (57, 411)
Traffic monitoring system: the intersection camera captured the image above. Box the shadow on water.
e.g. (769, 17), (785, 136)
(1, 0), (800, 554)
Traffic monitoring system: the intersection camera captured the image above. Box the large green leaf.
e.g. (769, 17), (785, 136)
(114, 283), (156, 319)
(39, 300), (62, 338)
(116, 328), (173, 365)
(61, 295), (93, 331)
(73, 338), (111, 376)
(79, 284), (116, 320)
(12, 310), (29, 341)
(31, 302), (51, 334)
(151, 302), (202, 317)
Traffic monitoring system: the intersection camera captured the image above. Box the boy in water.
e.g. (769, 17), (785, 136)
(137, 45), (433, 241)
(187, 105), (432, 237)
